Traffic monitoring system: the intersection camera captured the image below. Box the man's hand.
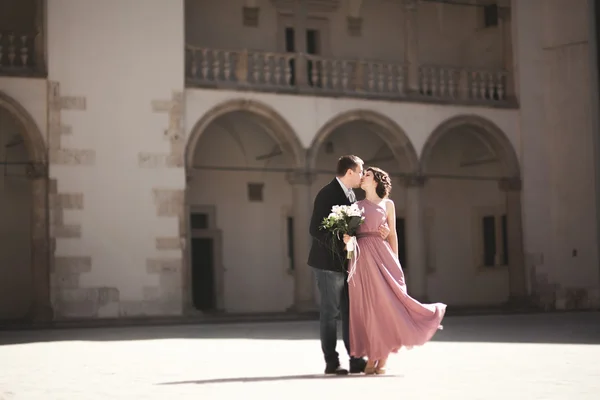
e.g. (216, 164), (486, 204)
(343, 234), (351, 244)
(379, 224), (390, 240)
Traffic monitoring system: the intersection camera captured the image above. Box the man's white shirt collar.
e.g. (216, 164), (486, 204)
(336, 177), (353, 198)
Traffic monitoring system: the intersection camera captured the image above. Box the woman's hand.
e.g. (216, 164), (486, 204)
(379, 224), (390, 239)
(343, 234), (352, 244)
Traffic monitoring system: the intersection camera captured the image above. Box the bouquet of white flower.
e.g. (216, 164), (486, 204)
(319, 204), (365, 260)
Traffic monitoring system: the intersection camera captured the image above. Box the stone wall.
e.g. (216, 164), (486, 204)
(47, 81), (120, 318)
(46, 0), (186, 318)
(514, 0), (600, 311)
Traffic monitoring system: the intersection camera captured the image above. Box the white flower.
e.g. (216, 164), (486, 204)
(331, 205), (342, 215)
(346, 203), (364, 217)
(329, 204), (363, 219)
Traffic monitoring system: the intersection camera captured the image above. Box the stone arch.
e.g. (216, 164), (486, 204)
(419, 114), (526, 305)
(0, 91), (46, 165)
(307, 109), (419, 173)
(185, 99), (305, 170)
(0, 90), (51, 322)
(420, 115), (520, 178)
(184, 98), (306, 315)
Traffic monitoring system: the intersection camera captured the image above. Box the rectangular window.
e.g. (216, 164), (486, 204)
(501, 214), (508, 265)
(482, 214), (508, 267)
(482, 215), (496, 267)
(190, 213), (208, 230)
(484, 4), (499, 27)
(285, 27), (295, 52)
(287, 216), (295, 270)
(284, 27), (321, 87)
(247, 183), (264, 202)
(285, 27), (296, 85)
(306, 28), (321, 87)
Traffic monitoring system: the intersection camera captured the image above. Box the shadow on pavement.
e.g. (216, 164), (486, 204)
(157, 373), (401, 385)
(432, 312), (600, 344)
(1, 312), (599, 346)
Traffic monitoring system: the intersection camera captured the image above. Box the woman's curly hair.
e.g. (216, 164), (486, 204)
(367, 167), (392, 199)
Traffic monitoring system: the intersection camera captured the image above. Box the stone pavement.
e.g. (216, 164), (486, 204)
(0, 312), (599, 400)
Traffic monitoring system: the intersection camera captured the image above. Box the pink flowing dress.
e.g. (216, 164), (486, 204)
(348, 199), (446, 360)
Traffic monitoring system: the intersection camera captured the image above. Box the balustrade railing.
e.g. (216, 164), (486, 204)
(185, 45), (512, 106)
(419, 65), (507, 103)
(0, 31), (41, 76)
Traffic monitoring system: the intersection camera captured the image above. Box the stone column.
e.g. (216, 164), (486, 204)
(403, 0), (419, 93)
(499, 6), (515, 100)
(499, 177), (527, 302)
(405, 175), (427, 300)
(287, 170), (316, 311)
(34, 0), (46, 74)
(293, 0), (308, 87)
(30, 168), (53, 322)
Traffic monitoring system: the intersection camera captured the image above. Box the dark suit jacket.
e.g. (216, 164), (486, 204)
(308, 178), (354, 272)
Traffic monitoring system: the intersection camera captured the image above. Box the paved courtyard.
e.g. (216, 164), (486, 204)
(0, 312), (599, 399)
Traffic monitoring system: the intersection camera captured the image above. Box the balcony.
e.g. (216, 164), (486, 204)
(0, 31), (44, 78)
(185, 46), (512, 107)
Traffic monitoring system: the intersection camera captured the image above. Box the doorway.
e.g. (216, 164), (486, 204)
(188, 206), (223, 313)
(285, 26), (322, 86)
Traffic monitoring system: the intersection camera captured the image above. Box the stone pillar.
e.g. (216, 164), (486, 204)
(403, 0), (419, 93)
(293, 0), (308, 87)
(405, 175), (427, 300)
(499, 177), (527, 302)
(30, 169), (53, 322)
(499, 6), (515, 100)
(287, 170), (316, 311)
(34, 0), (46, 74)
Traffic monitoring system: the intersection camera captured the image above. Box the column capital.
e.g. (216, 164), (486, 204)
(403, 175), (426, 188)
(286, 170), (316, 185)
(27, 162), (48, 180)
(498, 177), (522, 192)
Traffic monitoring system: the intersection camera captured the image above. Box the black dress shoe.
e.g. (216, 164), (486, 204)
(325, 363), (349, 375)
(349, 358), (367, 374)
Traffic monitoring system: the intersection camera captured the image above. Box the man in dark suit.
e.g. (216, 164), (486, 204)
(308, 155), (389, 375)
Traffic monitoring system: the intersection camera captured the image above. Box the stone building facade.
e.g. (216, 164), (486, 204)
(0, 0), (599, 323)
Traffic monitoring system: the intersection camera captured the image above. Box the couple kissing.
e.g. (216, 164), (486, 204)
(308, 155), (447, 375)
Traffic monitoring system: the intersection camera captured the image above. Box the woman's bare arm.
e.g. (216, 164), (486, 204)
(385, 199), (398, 257)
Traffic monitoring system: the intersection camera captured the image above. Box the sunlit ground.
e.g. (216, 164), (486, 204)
(0, 312), (599, 399)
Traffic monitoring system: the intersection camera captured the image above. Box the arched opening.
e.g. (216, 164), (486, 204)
(309, 109), (418, 190)
(0, 91), (50, 323)
(308, 110), (419, 302)
(420, 115), (524, 307)
(185, 99), (304, 314)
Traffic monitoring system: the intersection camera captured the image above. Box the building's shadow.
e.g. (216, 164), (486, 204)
(1, 312), (599, 346)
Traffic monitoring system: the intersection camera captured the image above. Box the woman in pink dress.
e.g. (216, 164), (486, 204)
(343, 167), (446, 375)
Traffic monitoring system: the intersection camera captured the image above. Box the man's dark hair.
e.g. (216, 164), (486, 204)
(336, 155), (363, 177)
